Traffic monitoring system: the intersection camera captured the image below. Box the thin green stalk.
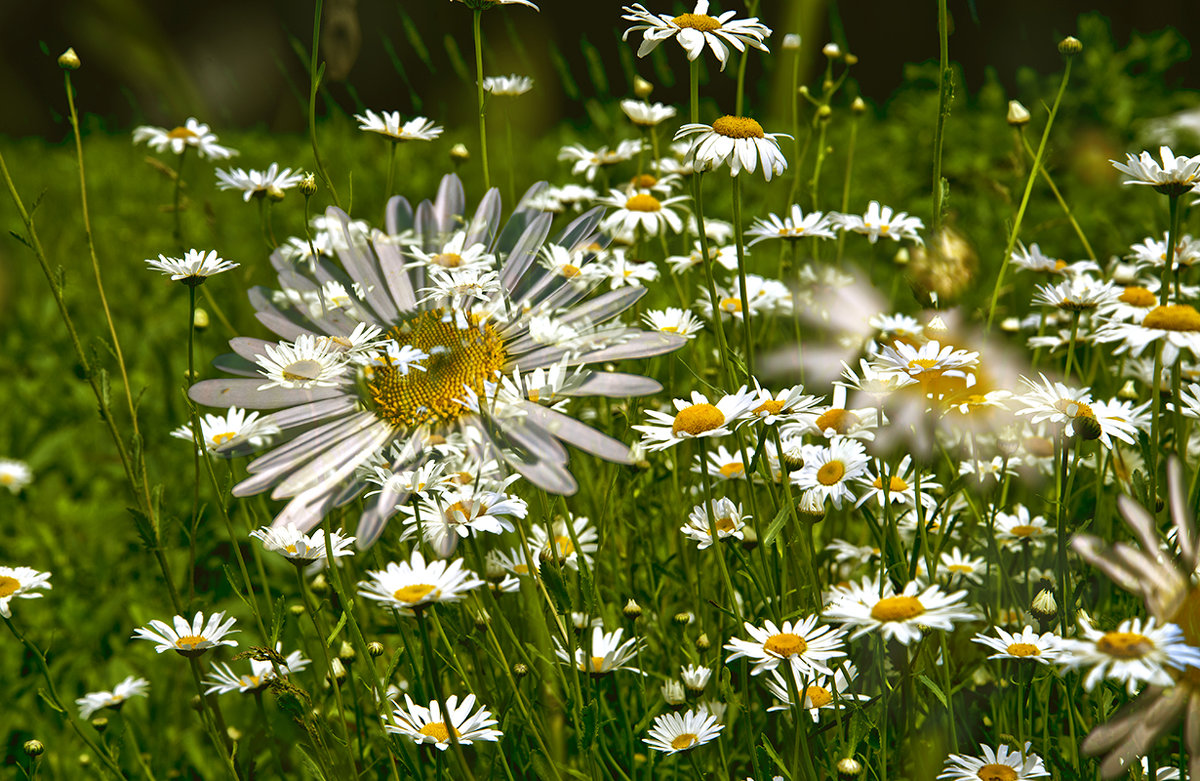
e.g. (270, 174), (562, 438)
(185, 656), (241, 780)
(1018, 131), (1096, 259)
(697, 439), (742, 626)
(296, 565), (357, 769)
(473, 9), (491, 191)
(692, 172), (734, 384)
(415, 609), (477, 781)
(836, 111), (860, 264)
(931, 0), (951, 232)
(730, 175), (754, 380)
(1163, 194), (1182, 304)
(172, 147), (188, 245)
(1062, 310), (1081, 381)
(308, 0), (341, 207)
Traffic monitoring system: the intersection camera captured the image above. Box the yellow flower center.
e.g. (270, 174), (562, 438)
(1096, 631), (1155, 659)
(446, 501), (489, 522)
(632, 174), (658, 188)
(1053, 399), (1094, 419)
(211, 432), (236, 446)
(431, 253), (463, 268)
(754, 399), (786, 416)
(670, 732), (699, 750)
(805, 686), (832, 708)
(718, 462), (745, 478)
(0, 576), (20, 598)
(872, 475), (909, 492)
(589, 656), (607, 672)
(947, 564), (974, 574)
(392, 584), (438, 604)
(672, 403), (726, 436)
(1120, 286), (1157, 307)
(1009, 524), (1038, 537)
(367, 309), (506, 428)
(546, 535), (576, 557)
(870, 595), (926, 622)
(559, 263), (582, 278)
(816, 460), (846, 486)
(671, 12), (721, 31)
(285, 544), (299, 554)
(763, 632), (808, 657)
(975, 765), (1018, 781)
(714, 515), (737, 533)
(1052, 259), (1069, 272)
(1143, 304), (1200, 332)
(711, 115), (766, 139)
(814, 408), (860, 434)
(908, 357), (941, 371)
(1006, 642), (1041, 657)
(167, 126), (198, 140)
(418, 721), (459, 742)
(625, 193), (662, 212)
(719, 296), (744, 313)
(174, 634), (208, 650)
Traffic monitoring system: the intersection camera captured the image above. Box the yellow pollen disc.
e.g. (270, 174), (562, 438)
(1144, 304), (1200, 332)
(719, 296), (744, 313)
(671, 12), (721, 31)
(0, 576), (20, 598)
(872, 475), (909, 492)
(816, 460), (846, 486)
(805, 686), (833, 708)
(814, 408), (860, 433)
(393, 584), (438, 604)
(589, 656), (607, 672)
(1120, 286), (1157, 307)
(763, 632), (808, 657)
(975, 765), (1018, 781)
(672, 403), (726, 436)
(1053, 399), (1094, 419)
(948, 564), (974, 573)
(1096, 631), (1155, 659)
(446, 501), (488, 522)
(432, 253), (463, 268)
(367, 309), (506, 428)
(559, 263), (582, 278)
(1006, 642), (1041, 657)
(714, 515), (737, 533)
(660, 325), (679, 333)
(282, 359), (325, 381)
(174, 634), (208, 649)
(167, 126), (198, 140)
(1010, 524), (1037, 537)
(1052, 259), (1069, 271)
(285, 544), (298, 554)
(908, 357), (941, 370)
(670, 733), (699, 750)
(550, 535), (576, 556)
(513, 564), (529, 575)
(870, 595), (926, 622)
(632, 174), (658, 188)
(754, 399), (786, 416)
(211, 432), (236, 446)
(625, 193), (662, 212)
(719, 462), (745, 478)
(418, 721), (459, 742)
(711, 115), (766, 139)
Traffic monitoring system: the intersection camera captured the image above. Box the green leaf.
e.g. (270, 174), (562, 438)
(579, 698), (599, 751)
(763, 503), (792, 548)
(918, 674), (947, 707)
(757, 734), (791, 780)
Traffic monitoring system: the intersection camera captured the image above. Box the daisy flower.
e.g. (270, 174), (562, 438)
(558, 140), (644, 182)
(938, 548), (987, 585)
(146, 249), (238, 285)
(700, 274), (793, 321)
(604, 249), (660, 289)
(399, 483), (528, 556)
(132, 117), (235, 160)
(764, 664), (869, 720)
(634, 387), (757, 450)
(216, 164), (304, 201)
(667, 241), (740, 274)
(597, 189), (688, 236)
(873, 339), (979, 387)
(824, 577), (979, 645)
(205, 645), (310, 695)
(355, 110), (443, 142)
(644, 707), (723, 754)
(253, 333), (350, 391)
(750, 384), (822, 426)
(790, 383), (879, 440)
(1057, 616), (1200, 694)
(1033, 275), (1120, 313)
(132, 611), (238, 657)
(76, 676), (150, 719)
(170, 406), (278, 456)
(1009, 243), (1068, 273)
(993, 504), (1055, 547)
(695, 444), (747, 480)
(837, 201), (924, 244)
(621, 0), (771, 71)
(746, 205), (837, 245)
(482, 74), (533, 96)
(724, 617), (847, 676)
(1111, 145), (1200, 195)
(972, 626), (1060, 663)
(0, 459), (32, 494)
(680, 664), (712, 693)
(358, 550), (484, 615)
(250, 525), (355, 565)
(1128, 232), (1200, 269)
(556, 625), (644, 674)
(620, 99), (677, 127)
(387, 693), (502, 750)
(938, 743), (1049, 781)
(1013, 374), (1137, 447)
(530, 516), (598, 570)
(792, 437), (870, 508)
(854, 454), (940, 511)
(1095, 304), (1200, 364)
(0, 566), (51, 618)
(681, 497), (747, 549)
(640, 306), (703, 339)
(674, 116), (790, 181)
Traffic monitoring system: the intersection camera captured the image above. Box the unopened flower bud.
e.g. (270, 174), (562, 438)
(58, 48), (81, 71)
(299, 173), (318, 197)
(1007, 100), (1031, 127)
(843, 52), (859, 66)
(997, 437), (1020, 458)
(695, 632), (710, 651)
(797, 85), (810, 98)
(633, 76), (654, 99)
(1058, 36), (1083, 56)
(1118, 380), (1139, 401)
(338, 640), (355, 663)
(474, 610), (490, 631)
(797, 491), (826, 524)
(191, 695), (204, 712)
(837, 757), (864, 780)
(673, 611), (694, 627)
(822, 42), (842, 59)
(1000, 317), (1021, 333)
(661, 680), (686, 705)
(512, 662), (529, 678)
(23, 740), (44, 758)
(310, 573), (328, 594)
(367, 641), (385, 658)
(782, 34), (801, 51)
(1031, 589), (1057, 628)
(741, 525), (758, 551)
(851, 97), (866, 115)
(328, 658), (347, 685)
(227, 726), (243, 742)
(623, 598), (643, 620)
(450, 143), (470, 166)
(193, 307), (210, 330)
(816, 105), (833, 122)
(90, 717), (108, 733)
(78, 754), (91, 767)
(289, 603), (306, 616)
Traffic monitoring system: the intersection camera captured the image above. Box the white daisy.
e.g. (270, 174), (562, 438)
(681, 497), (747, 549)
(598, 189), (687, 236)
(994, 504), (1055, 547)
(854, 454), (940, 511)
(354, 110), (443, 142)
(1057, 616), (1200, 694)
(764, 664), (869, 721)
(746, 205), (838, 245)
(792, 437), (870, 509)
(132, 117), (236, 160)
(938, 547), (987, 585)
(556, 625), (644, 674)
(250, 525), (355, 565)
(1095, 304), (1200, 364)
(1033, 275), (1120, 313)
(674, 116), (790, 181)
(836, 201), (924, 244)
(387, 693), (502, 749)
(482, 74), (533, 96)
(205, 645), (310, 695)
(938, 743), (1049, 781)
(1013, 374), (1138, 448)
(643, 707), (723, 754)
(254, 334), (349, 391)
(530, 516), (598, 570)
(216, 164), (304, 202)
(1110, 145), (1200, 194)
(558, 140), (644, 182)
(972, 626), (1060, 663)
(724, 617), (847, 676)
(0, 459), (33, 494)
(76, 676), (150, 719)
(357, 550), (484, 615)
(620, 99), (678, 127)
(824, 577), (979, 645)
(170, 407), (278, 456)
(680, 664), (712, 693)
(622, 0), (771, 71)
(132, 611), (239, 657)
(0, 566), (51, 618)
(146, 249), (239, 284)
(634, 387), (758, 450)
(749, 384), (822, 426)
(399, 484), (528, 556)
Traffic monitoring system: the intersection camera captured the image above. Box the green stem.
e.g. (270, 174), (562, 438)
(731, 175), (754, 380)
(473, 9), (491, 192)
(172, 147), (188, 246)
(836, 113), (860, 264)
(1163, 194), (1182, 305)
(308, 0), (340, 207)
(692, 173), (734, 385)
(931, 0), (951, 232)
(1018, 130), (1096, 259)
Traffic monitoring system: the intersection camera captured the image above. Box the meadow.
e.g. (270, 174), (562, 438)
(2, 3), (1200, 780)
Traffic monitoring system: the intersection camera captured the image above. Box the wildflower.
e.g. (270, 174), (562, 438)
(170, 407), (278, 455)
(764, 664), (868, 720)
(824, 576), (978, 645)
(387, 693), (502, 749)
(993, 504), (1054, 547)
(1032, 275), (1120, 313)
(1095, 304), (1200, 364)
(855, 455), (940, 511)
(558, 140), (644, 182)
(556, 625), (643, 674)
(667, 242), (740, 274)
(662, 680), (686, 705)
(598, 189), (688, 236)
(146, 249), (239, 285)
(724, 617), (847, 676)
(938, 548), (986, 585)
(1057, 617), (1200, 695)
(621, 0), (771, 71)
(644, 707), (723, 754)
(680, 664), (711, 693)
(792, 384), (879, 440)
(681, 497), (747, 549)
(358, 550), (484, 614)
(250, 525), (355, 565)
(746, 205), (837, 244)
(674, 116), (790, 181)
(604, 249), (661, 289)
(399, 483), (528, 556)
(132, 611), (238, 657)
(76, 676), (150, 719)
(972, 626), (1060, 663)
(1111, 145), (1200, 195)
(792, 438), (870, 509)
(0, 459), (32, 494)
(355, 110), (443, 142)
(620, 99), (677, 127)
(531, 516), (598, 570)
(0, 567), (51, 618)
(216, 164), (304, 201)
(1013, 374), (1138, 448)
(873, 339), (979, 388)
(253, 334), (350, 391)
(133, 117), (235, 159)
(837, 201), (924, 245)
(700, 274), (793, 321)
(750, 384), (822, 426)
(938, 743), (1049, 781)
(634, 387), (758, 450)
(206, 646), (310, 695)
(482, 74), (533, 96)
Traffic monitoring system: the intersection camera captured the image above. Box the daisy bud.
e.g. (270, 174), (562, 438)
(23, 740), (44, 758)
(1074, 414), (1103, 441)
(266, 185), (286, 203)
(673, 611), (694, 627)
(695, 632), (711, 651)
(227, 727), (243, 743)
(837, 757), (864, 779)
(193, 307), (210, 330)
(844, 52), (859, 66)
(474, 610), (491, 631)
(299, 173), (318, 197)
(90, 717), (109, 733)
(623, 598), (643, 620)
(328, 658), (348, 685)
(485, 556), (507, 582)
(817, 105), (833, 122)
(1006, 100), (1031, 127)
(449, 143), (470, 166)
(59, 48), (81, 71)
(822, 42), (842, 59)
(894, 247), (911, 266)
(1031, 588), (1057, 630)
(367, 641), (385, 658)
(798, 85), (810, 98)
(851, 97), (866, 115)
(633, 76), (654, 99)
(661, 680), (686, 705)
(78, 754), (91, 767)
(191, 695), (204, 712)
(1058, 36), (1083, 56)
(797, 491), (826, 524)
(338, 640), (356, 663)
(310, 573), (329, 594)
(512, 662), (529, 678)
(782, 34), (801, 51)
(1000, 317), (1021, 333)
(741, 525), (758, 551)
(1118, 380), (1139, 401)
(289, 603), (306, 616)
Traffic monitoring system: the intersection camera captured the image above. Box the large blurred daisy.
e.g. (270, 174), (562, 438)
(190, 175), (683, 544)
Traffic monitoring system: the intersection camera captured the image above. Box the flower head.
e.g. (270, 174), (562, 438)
(76, 676), (150, 719)
(216, 164), (304, 201)
(674, 116), (790, 181)
(133, 118), (236, 159)
(355, 110), (444, 142)
(1111, 145), (1200, 195)
(824, 576), (978, 645)
(622, 0), (771, 71)
(146, 249), (238, 285)
(387, 693), (503, 749)
(644, 707), (723, 753)
(250, 525), (355, 565)
(0, 566), (51, 618)
(132, 611), (239, 657)
(938, 743), (1049, 781)
(358, 550), (484, 615)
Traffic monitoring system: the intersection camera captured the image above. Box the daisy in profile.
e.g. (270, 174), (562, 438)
(746, 205), (837, 245)
(681, 497), (747, 549)
(132, 611), (238, 657)
(216, 164), (304, 201)
(620, 100), (677, 127)
(855, 454), (940, 511)
(482, 74), (533, 96)
(973, 626), (1060, 663)
(354, 110), (443, 142)
(1033, 275), (1120, 313)
(873, 339), (979, 389)
(1111, 145), (1200, 195)
(597, 189), (688, 237)
(750, 384), (822, 426)
(680, 664), (712, 694)
(399, 482), (528, 556)
(837, 201), (924, 245)
(146, 249), (238, 285)
(358, 550), (484, 615)
(1057, 616), (1200, 694)
(824, 576), (978, 645)
(0, 459), (32, 494)
(170, 407), (278, 455)
(792, 437), (870, 508)
(253, 334), (351, 391)
(635, 387), (757, 450)
(250, 525), (355, 565)
(993, 504), (1055, 547)
(938, 548), (986, 585)
(133, 117), (236, 160)
(724, 616), (847, 676)
(387, 693), (502, 750)
(76, 676), (150, 719)
(205, 645), (310, 695)
(764, 664), (868, 720)
(556, 625), (643, 674)
(1013, 374), (1138, 448)
(0, 566), (51, 618)
(643, 707), (723, 754)
(604, 250), (661, 289)
(790, 384), (878, 440)
(695, 444), (747, 481)
(674, 116), (790, 181)
(1095, 303), (1200, 364)
(938, 743), (1049, 781)
(558, 140), (644, 182)
(622, 0), (771, 71)
(531, 516), (598, 570)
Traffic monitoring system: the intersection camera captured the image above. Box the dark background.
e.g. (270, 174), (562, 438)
(1, 1), (1197, 139)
